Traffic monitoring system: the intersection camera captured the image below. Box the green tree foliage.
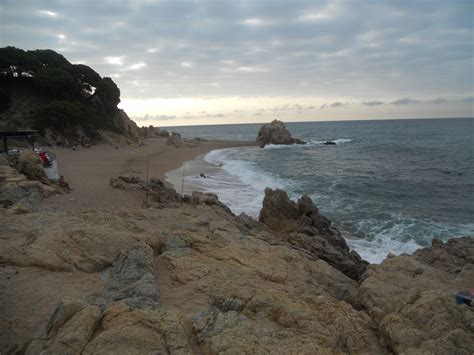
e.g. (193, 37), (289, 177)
(34, 100), (95, 131)
(96, 77), (121, 108)
(1, 46), (125, 133)
(73, 64), (101, 91)
(34, 67), (80, 99)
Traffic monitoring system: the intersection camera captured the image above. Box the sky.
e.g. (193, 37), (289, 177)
(1, 0), (473, 126)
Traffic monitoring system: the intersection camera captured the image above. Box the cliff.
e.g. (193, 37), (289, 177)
(0, 47), (140, 146)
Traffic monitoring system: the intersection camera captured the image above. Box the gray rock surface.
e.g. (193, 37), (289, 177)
(256, 119), (305, 147)
(259, 188), (367, 280)
(89, 241), (160, 310)
(360, 237), (474, 354)
(166, 133), (182, 146)
(17, 150), (49, 184)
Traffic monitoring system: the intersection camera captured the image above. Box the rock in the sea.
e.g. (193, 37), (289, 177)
(160, 130), (170, 138)
(259, 188), (367, 280)
(256, 119), (305, 148)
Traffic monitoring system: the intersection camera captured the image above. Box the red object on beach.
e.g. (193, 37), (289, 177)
(38, 152), (49, 166)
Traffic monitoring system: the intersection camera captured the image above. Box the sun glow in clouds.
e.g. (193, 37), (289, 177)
(38, 10), (58, 17)
(242, 18), (265, 26)
(128, 62), (146, 70)
(105, 56), (124, 66)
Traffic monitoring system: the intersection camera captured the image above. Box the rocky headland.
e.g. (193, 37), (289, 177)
(256, 119), (305, 148)
(1, 148), (473, 354)
(0, 47), (154, 147)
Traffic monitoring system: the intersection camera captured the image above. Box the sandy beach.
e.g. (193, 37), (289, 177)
(43, 138), (255, 211)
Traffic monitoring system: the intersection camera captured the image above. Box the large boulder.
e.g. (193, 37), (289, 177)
(17, 150), (49, 183)
(256, 119), (305, 148)
(259, 188), (367, 280)
(166, 133), (182, 147)
(360, 237), (474, 354)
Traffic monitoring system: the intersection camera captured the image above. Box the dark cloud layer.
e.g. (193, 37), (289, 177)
(390, 98), (419, 105)
(1, 0), (472, 103)
(362, 101), (384, 106)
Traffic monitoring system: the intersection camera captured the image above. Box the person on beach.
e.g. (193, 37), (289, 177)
(59, 175), (71, 193)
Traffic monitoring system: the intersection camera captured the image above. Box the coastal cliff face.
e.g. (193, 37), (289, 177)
(1, 164), (473, 354)
(256, 119), (305, 147)
(0, 47), (140, 146)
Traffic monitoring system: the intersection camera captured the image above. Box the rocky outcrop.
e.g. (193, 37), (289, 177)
(191, 191), (235, 216)
(259, 188), (367, 280)
(360, 237), (474, 354)
(256, 119), (305, 148)
(0, 153), (55, 209)
(109, 174), (180, 207)
(166, 133), (182, 147)
(2, 198), (473, 353)
(17, 150), (49, 184)
(88, 241), (160, 310)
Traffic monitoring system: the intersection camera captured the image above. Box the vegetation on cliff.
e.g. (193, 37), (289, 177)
(0, 46), (138, 145)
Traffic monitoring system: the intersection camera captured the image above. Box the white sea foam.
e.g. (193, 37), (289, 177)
(198, 147), (291, 216)
(192, 145), (472, 265)
(345, 217), (474, 264)
(263, 138), (353, 149)
(346, 235), (421, 264)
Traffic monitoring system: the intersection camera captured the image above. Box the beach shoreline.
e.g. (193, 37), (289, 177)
(42, 138), (255, 211)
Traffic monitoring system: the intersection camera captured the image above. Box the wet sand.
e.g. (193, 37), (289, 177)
(42, 138), (254, 211)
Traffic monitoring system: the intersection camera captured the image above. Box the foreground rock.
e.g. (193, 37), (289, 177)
(256, 119), (305, 148)
(1, 201), (386, 353)
(260, 188), (367, 280)
(1, 185), (472, 353)
(360, 237), (474, 354)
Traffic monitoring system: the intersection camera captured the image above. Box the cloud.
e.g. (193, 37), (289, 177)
(242, 18), (266, 26)
(390, 98), (419, 105)
(462, 96), (474, 103)
(38, 10), (58, 17)
(320, 104), (327, 110)
(127, 62), (146, 70)
(362, 101), (384, 106)
(105, 56), (125, 66)
(330, 102), (347, 108)
(1, 0), (471, 118)
(429, 97), (448, 104)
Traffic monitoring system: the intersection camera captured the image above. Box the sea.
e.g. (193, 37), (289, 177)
(165, 118), (474, 263)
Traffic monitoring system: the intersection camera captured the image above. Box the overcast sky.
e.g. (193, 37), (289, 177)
(1, 0), (473, 126)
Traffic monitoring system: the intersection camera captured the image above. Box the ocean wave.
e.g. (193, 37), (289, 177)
(345, 216), (474, 264)
(263, 138), (353, 149)
(202, 148), (291, 216)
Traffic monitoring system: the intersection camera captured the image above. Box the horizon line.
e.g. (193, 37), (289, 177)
(155, 116), (473, 128)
